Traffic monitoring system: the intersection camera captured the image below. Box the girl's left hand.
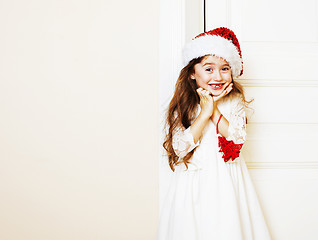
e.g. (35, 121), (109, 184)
(212, 82), (233, 102)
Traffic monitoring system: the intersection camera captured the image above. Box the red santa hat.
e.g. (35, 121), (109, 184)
(182, 27), (243, 78)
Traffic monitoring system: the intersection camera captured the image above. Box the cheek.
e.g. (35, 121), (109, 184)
(195, 79), (209, 88)
(224, 74), (232, 83)
(194, 74), (210, 86)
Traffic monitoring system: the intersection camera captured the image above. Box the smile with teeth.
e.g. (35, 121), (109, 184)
(209, 83), (225, 90)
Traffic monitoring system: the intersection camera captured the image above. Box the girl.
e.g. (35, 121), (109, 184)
(157, 27), (271, 240)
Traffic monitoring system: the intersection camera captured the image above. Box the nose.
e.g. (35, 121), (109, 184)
(213, 70), (222, 81)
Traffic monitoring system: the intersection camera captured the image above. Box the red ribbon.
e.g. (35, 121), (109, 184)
(216, 113), (243, 162)
(218, 136), (243, 162)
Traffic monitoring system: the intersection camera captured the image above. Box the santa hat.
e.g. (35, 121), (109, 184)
(182, 27), (243, 78)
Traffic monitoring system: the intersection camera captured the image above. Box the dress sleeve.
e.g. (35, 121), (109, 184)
(217, 96), (246, 162)
(172, 125), (200, 159)
(226, 97), (246, 144)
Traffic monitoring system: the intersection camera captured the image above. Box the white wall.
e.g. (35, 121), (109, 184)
(0, 0), (159, 239)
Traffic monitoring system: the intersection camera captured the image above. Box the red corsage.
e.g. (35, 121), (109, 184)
(216, 114), (243, 162)
(218, 136), (243, 162)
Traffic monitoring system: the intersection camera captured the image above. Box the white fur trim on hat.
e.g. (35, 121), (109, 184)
(182, 35), (242, 78)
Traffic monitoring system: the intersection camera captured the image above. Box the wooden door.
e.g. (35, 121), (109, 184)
(203, 0), (318, 239)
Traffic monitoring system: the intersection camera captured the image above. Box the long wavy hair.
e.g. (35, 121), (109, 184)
(163, 55), (252, 171)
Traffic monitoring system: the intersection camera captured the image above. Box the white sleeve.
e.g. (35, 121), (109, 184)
(172, 125), (200, 159)
(226, 97), (247, 144)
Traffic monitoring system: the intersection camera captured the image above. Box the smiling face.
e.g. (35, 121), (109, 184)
(190, 55), (233, 96)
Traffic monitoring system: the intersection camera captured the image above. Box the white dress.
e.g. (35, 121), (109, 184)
(156, 94), (271, 240)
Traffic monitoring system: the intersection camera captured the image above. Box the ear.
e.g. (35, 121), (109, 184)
(190, 74), (195, 80)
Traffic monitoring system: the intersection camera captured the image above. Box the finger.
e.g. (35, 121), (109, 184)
(223, 86), (232, 95)
(203, 89), (211, 97)
(215, 91), (226, 101)
(225, 83), (233, 92)
(204, 90), (211, 99)
(219, 83), (233, 99)
(213, 95), (222, 102)
(197, 90), (204, 100)
(223, 82), (231, 88)
(196, 88), (203, 97)
(213, 89), (227, 101)
(225, 85), (233, 95)
(199, 89), (206, 95)
(204, 89), (213, 98)
(201, 92), (207, 100)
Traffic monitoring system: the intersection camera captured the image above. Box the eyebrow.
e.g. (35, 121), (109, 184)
(203, 62), (230, 67)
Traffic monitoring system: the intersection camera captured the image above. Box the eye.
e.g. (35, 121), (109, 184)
(206, 68), (212, 72)
(222, 67), (230, 71)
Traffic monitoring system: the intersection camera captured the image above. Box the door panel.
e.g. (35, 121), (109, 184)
(205, 0), (318, 239)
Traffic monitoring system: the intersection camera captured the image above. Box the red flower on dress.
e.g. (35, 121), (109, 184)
(218, 136), (243, 162)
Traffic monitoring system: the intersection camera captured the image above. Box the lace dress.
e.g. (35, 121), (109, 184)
(156, 94), (271, 240)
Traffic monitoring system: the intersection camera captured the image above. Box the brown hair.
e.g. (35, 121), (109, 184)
(163, 55), (252, 171)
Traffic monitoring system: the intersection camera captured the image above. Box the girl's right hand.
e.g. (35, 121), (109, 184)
(196, 87), (214, 118)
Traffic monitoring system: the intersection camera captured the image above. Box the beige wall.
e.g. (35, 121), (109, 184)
(0, 0), (159, 239)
